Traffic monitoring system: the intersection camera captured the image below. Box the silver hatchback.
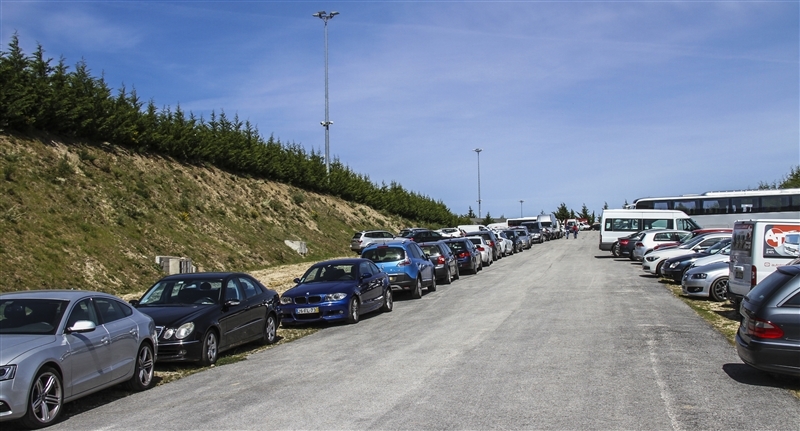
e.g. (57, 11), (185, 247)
(0, 290), (158, 428)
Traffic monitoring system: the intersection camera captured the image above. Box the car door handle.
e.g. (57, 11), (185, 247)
(129, 328), (138, 336)
(101, 336), (109, 345)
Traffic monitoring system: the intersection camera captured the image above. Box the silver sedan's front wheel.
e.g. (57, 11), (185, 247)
(22, 367), (63, 429)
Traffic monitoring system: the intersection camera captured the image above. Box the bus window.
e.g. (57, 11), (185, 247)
(701, 198), (729, 214)
(731, 197), (758, 213)
(674, 199), (699, 215)
(761, 195), (782, 212)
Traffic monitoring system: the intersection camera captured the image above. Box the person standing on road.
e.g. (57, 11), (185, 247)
(572, 224), (578, 239)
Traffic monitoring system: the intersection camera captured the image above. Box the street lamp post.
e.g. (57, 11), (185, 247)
(474, 148), (483, 219)
(313, 10), (339, 176)
(520, 200), (524, 217)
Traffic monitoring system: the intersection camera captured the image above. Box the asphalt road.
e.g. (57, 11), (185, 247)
(45, 233), (799, 430)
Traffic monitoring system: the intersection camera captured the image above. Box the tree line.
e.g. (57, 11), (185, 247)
(0, 34), (464, 226)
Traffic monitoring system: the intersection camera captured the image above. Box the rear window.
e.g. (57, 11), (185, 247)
(746, 270), (795, 306)
(731, 223), (753, 256)
(446, 241), (467, 252)
(352, 232), (363, 239)
(362, 247), (405, 263)
(421, 245), (440, 256)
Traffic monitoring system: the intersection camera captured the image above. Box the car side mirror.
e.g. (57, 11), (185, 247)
(360, 273), (373, 280)
(293, 278), (301, 284)
(129, 299), (139, 306)
(67, 320), (96, 333)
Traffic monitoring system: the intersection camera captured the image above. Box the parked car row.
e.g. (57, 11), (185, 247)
(606, 222), (800, 379)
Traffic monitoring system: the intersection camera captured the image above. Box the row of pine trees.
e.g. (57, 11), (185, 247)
(0, 34), (463, 226)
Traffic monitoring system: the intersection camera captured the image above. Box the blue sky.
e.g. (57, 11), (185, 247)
(2, 1), (798, 220)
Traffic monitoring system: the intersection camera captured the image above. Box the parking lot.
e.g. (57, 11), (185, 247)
(41, 233), (800, 430)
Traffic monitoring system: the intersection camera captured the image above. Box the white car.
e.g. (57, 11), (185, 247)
(435, 227), (464, 238)
(631, 229), (692, 261)
(492, 230), (514, 256)
(467, 236), (493, 266)
(642, 232), (731, 276)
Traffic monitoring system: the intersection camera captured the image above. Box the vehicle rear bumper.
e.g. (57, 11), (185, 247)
(736, 333), (800, 377)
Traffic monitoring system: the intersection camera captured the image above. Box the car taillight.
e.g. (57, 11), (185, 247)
(458, 252), (469, 258)
(477, 246), (484, 251)
(488, 241), (494, 247)
(751, 265), (757, 288)
(620, 239), (629, 246)
(746, 317), (784, 339)
(398, 258), (411, 266)
(437, 256), (445, 265)
(635, 242), (643, 248)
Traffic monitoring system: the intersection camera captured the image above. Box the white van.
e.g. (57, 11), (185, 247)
(599, 209), (701, 251)
(727, 219), (800, 305)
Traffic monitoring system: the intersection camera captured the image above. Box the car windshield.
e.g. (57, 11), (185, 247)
(0, 299), (69, 335)
(679, 235), (709, 249)
(706, 240), (731, 255)
(301, 264), (357, 283)
(139, 279), (223, 305)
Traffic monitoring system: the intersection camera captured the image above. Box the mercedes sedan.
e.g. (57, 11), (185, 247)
(133, 272), (280, 366)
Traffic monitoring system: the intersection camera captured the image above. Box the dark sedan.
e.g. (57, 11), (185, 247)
(662, 239), (731, 283)
(133, 272), (280, 366)
(280, 258), (392, 326)
(419, 241), (459, 284)
(736, 264), (800, 377)
(443, 238), (482, 274)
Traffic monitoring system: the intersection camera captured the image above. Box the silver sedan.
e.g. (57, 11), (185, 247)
(0, 290), (158, 428)
(681, 261), (729, 302)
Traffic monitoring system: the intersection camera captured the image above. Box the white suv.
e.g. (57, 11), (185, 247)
(350, 230), (401, 254)
(632, 229), (692, 261)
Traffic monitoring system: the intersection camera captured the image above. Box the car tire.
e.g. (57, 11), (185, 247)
(443, 267), (452, 285)
(381, 287), (393, 312)
(412, 277), (423, 299)
(655, 260), (665, 277)
(200, 329), (219, 366)
(346, 296), (360, 323)
(453, 266), (460, 280)
(125, 343), (155, 392)
(428, 275), (437, 292)
(611, 242), (620, 257)
(710, 277), (728, 302)
(21, 366), (63, 429)
(259, 313), (278, 345)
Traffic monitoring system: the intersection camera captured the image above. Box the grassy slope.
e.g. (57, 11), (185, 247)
(0, 132), (410, 294)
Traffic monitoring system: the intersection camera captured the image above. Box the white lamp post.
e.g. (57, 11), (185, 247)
(313, 10), (339, 176)
(474, 148), (483, 219)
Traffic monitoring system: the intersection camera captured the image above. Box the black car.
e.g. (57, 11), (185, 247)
(662, 239), (731, 283)
(443, 238), (482, 274)
(133, 272), (281, 366)
(419, 241), (459, 284)
(399, 229), (445, 243)
(617, 231), (645, 259)
(736, 264), (800, 377)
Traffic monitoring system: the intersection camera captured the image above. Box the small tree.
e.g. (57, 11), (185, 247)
(482, 212), (493, 226)
(467, 206), (475, 218)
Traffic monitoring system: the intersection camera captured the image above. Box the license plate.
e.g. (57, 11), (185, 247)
(296, 307), (319, 314)
(734, 268), (743, 279)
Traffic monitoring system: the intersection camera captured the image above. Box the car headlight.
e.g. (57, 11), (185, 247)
(323, 293), (348, 301)
(0, 365), (16, 381)
(280, 296), (293, 305)
(163, 322), (195, 340)
(669, 262), (679, 269)
(691, 273), (708, 279)
(646, 256), (659, 262)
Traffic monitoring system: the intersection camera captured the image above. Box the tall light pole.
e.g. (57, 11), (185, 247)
(474, 148), (483, 219)
(520, 200), (524, 217)
(313, 10), (338, 176)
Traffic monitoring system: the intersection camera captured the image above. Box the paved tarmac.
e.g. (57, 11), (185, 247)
(42, 232), (800, 430)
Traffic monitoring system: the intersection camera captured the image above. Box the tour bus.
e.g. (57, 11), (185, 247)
(631, 188), (800, 228)
(727, 219), (800, 306)
(599, 209), (701, 252)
